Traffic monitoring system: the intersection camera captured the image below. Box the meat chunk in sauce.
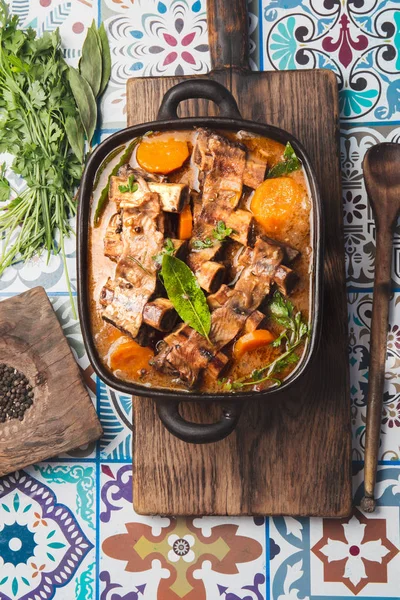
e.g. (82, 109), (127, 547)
(90, 128), (311, 393)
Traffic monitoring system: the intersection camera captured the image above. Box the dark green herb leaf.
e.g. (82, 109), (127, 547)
(267, 142), (301, 179)
(161, 254), (211, 341)
(68, 66), (97, 144)
(97, 23), (111, 97)
(118, 174), (138, 193)
(94, 137), (142, 226)
(65, 116), (85, 162)
(79, 20), (102, 98)
(272, 329), (287, 348)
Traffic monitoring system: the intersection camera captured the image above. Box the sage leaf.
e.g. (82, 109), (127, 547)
(65, 116), (85, 162)
(267, 142), (301, 179)
(161, 254), (211, 341)
(79, 20), (102, 98)
(97, 23), (111, 97)
(68, 66), (97, 144)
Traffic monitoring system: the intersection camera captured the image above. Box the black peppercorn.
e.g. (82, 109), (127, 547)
(0, 364), (34, 423)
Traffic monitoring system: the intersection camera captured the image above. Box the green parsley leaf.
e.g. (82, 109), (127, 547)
(29, 81), (46, 109)
(118, 174), (138, 193)
(213, 220), (233, 241)
(0, 163), (10, 202)
(192, 221), (234, 250)
(192, 237), (214, 250)
(223, 292), (309, 391)
(152, 237), (176, 265)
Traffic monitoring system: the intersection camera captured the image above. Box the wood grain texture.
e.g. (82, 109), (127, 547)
(128, 68), (352, 516)
(207, 0), (249, 70)
(0, 287), (102, 476)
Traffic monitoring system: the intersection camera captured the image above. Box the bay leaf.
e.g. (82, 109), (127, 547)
(68, 66), (97, 144)
(65, 115), (85, 162)
(161, 254), (211, 341)
(79, 20), (102, 98)
(97, 22), (112, 97)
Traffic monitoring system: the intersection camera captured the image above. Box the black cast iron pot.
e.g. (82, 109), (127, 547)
(77, 79), (323, 445)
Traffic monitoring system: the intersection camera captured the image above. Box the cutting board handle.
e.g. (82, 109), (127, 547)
(157, 79), (242, 119)
(207, 0), (250, 71)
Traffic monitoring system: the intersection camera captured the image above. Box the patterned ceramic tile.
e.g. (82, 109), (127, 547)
(97, 379), (132, 461)
(0, 232), (77, 295)
(99, 463), (266, 600)
(99, 0), (211, 129)
(0, 465), (96, 600)
(341, 124), (400, 288)
(349, 291), (400, 461)
(260, 0), (400, 123)
(269, 465), (400, 599)
(10, 0), (97, 64)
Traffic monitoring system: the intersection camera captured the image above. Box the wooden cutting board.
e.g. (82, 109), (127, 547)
(0, 287), (102, 476)
(127, 0), (352, 516)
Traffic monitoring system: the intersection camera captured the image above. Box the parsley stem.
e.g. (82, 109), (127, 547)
(235, 338), (305, 388)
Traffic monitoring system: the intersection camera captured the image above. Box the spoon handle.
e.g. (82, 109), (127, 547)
(362, 224), (393, 512)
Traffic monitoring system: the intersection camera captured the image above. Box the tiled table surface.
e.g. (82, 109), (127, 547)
(0, 1), (400, 599)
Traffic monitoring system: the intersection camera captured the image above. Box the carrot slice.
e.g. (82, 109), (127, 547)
(233, 329), (275, 360)
(250, 177), (306, 237)
(110, 340), (154, 377)
(136, 138), (190, 174)
(178, 204), (193, 240)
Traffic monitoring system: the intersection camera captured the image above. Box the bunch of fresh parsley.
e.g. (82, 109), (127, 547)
(0, 2), (110, 313)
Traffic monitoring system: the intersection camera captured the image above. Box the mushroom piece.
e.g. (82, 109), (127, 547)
(110, 177), (190, 213)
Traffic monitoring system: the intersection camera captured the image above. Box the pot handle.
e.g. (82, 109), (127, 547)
(155, 398), (243, 444)
(157, 79), (242, 121)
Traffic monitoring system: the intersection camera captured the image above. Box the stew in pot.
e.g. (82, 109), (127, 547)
(88, 128), (312, 393)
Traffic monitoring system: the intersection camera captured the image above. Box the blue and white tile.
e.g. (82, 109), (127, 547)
(0, 465), (96, 600)
(260, 0), (400, 123)
(348, 291), (400, 461)
(341, 124), (400, 288)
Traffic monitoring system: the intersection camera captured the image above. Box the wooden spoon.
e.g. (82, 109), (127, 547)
(361, 143), (400, 512)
